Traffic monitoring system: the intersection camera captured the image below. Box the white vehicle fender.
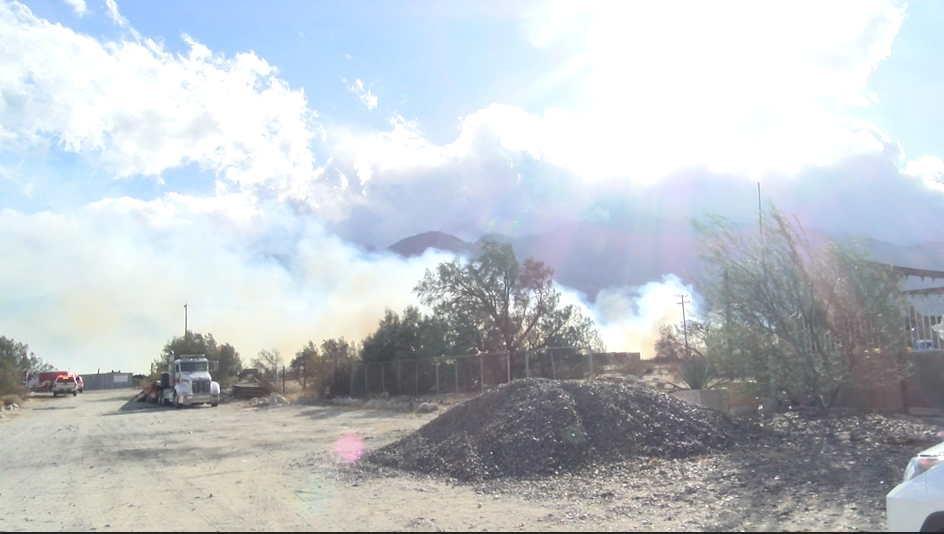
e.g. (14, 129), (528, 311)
(174, 383), (188, 397)
(210, 381), (220, 395)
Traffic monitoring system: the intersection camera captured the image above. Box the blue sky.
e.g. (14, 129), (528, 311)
(2, 0), (943, 371)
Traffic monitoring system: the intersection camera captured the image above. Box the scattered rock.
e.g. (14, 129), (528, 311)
(729, 405), (755, 417)
(758, 397), (782, 415)
(417, 402), (438, 414)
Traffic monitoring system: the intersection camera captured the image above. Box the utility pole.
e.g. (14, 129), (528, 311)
(677, 294), (691, 357)
(184, 302), (189, 338)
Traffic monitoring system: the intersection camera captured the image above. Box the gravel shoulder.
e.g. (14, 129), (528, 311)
(1, 388), (941, 531)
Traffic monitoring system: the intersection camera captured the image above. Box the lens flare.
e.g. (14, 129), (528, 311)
(334, 433), (365, 463)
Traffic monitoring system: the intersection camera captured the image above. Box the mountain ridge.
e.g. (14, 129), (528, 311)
(387, 223), (944, 300)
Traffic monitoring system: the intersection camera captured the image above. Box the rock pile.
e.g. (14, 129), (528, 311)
(365, 378), (752, 481)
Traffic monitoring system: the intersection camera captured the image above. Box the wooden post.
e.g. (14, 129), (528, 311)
(479, 354), (484, 392)
(525, 350), (530, 378)
(435, 359), (440, 396)
(506, 352), (511, 383)
(414, 360), (419, 396)
(397, 360), (401, 396)
(364, 364), (369, 396)
(454, 359), (459, 405)
(550, 349), (556, 380)
(381, 365), (386, 394)
(588, 350), (594, 381)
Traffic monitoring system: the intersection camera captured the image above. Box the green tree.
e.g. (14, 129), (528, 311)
(215, 343), (243, 386)
(414, 242), (602, 378)
(693, 209), (907, 408)
(360, 307), (450, 363)
(0, 336), (52, 395)
(251, 348), (283, 379)
(291, 339), (356, 396)
(291, 341), (319, 390)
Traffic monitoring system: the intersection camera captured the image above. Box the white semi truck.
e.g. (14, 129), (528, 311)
(149, 355), (221, 408)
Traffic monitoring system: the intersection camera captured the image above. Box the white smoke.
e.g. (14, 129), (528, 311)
(561, 275), (698, 359)
(0, 196), (455, 373)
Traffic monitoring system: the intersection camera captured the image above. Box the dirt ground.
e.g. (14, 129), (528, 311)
(0, 389), (935, 531)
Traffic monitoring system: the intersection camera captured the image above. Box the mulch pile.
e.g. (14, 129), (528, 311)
(364, 378), (755, 481)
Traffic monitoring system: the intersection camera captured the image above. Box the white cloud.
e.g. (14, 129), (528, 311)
(905, 155), (944, 193)
(346, 78), (378, 110)
(63, 0), (86, 16)
(489, 1), (907, 181)
(0, 2), (323, 199)
(103, 0), (127, 26)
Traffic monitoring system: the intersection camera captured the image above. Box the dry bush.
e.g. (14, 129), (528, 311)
(2, 394), (23, 407)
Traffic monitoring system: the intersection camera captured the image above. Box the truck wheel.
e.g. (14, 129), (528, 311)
(72, 390), (77, 397)
(211, 402), (219, 407)
(52, 391), (57, 397)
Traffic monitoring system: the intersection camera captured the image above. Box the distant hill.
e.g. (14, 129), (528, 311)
(388, 218), (701, 299)
(388, 222), (944, 300)
(386, 231), (474, 258)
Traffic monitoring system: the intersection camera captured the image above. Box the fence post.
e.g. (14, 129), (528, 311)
(365, 363), (369, 397)
(381, 365), (386, 393)
(454, 359), (459, 405)
(479, 354), (484, 392)
(506, 352), (511, 383)
(525, 350), (530, 378)
(415, 360), (419, 396)
(435, 359), (440, 397)
(588, 350), (594, 381)
(350, 363), (354, 397)
(397, 360), (401, 396)
(550, 349), (556, 380)
(282, 365), (285, 394)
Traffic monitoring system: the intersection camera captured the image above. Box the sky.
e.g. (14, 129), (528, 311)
(2, 0), (944, 372)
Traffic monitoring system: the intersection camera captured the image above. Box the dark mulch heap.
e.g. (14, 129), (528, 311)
(364, 378), (757, 481)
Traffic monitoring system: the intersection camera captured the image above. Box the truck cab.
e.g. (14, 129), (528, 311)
(161, 355), (221, 408)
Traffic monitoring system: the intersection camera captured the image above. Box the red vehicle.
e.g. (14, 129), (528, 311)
(24, 370), (71, 393)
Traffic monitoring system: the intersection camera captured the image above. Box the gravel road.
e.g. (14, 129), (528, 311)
(1, 388), (940, 531)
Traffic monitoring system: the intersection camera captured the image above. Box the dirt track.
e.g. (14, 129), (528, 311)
(0, 389), (936, 532)
(0, 390), (565, 532)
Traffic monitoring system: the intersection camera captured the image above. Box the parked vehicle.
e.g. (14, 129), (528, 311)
(147, 355), (220, 408)
(50, 375), (78, 397)
(24, 370), (70, 393)
(886, 441), (944, 531)
(76, 375), (84, 393)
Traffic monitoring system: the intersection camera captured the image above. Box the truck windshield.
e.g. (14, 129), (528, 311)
(178, 361), (208, 373)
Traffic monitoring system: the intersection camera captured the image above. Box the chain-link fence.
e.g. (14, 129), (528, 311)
(344, 349), (641, 398)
